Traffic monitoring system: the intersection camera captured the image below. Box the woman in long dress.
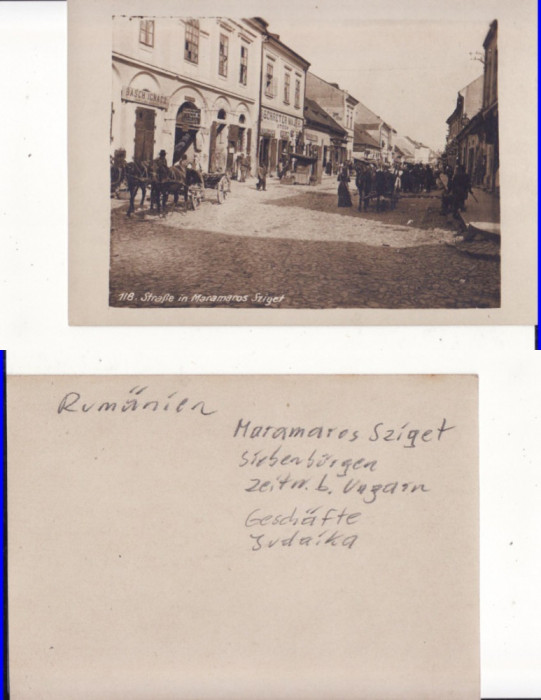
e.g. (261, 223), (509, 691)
(337, 165), (352, 207)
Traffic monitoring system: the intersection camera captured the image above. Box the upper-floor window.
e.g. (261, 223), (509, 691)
(294, 78), (301, 108)
(185, 19), (199, 64)
(284, 72), (291, 104)
(218, 34), (229, 77)
(139, 19), (154, 47)
(239, 45), (248, 85)
(264, 62), (274, 98)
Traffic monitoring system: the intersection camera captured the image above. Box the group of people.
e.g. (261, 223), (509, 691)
(335, 159), (473, 217)
(397, 163), (437, 193)
(440, 163), (473, 217)
(337, 162), (399, 212)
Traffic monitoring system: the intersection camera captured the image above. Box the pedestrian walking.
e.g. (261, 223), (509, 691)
(337, 164), (352, 207)
(256, 163), (267, 191)
(374, 166), (386, 211)
(238, 153), (247, 182)
(173, 154), (189, 208)
(450, 164), (472, 217)
(355, 165), (364, 211)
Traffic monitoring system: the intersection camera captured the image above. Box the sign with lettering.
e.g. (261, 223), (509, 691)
(305, 132), (319, 142)
(261, 107), (303, 131)
(176, 107), (201, 127)
(121, 86), (169, 110)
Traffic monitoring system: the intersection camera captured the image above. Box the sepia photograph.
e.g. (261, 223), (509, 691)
(68, 0), (536, 324)
(109, 15), (501, 310)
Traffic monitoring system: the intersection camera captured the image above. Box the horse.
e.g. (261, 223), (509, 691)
(110, 158), (125, 198)
(125, 161), (151, 216)
(148, 162), (192, 215)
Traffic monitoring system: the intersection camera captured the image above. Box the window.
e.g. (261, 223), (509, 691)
(218, 34), (228, 77)
(239, 45), (248, 85)
(139, 19), (154, 47)
(264, 62), (274, 98)
(294, 78), (301, 108)
(185, 19), (199, 64)
(284, 72), (291, 104)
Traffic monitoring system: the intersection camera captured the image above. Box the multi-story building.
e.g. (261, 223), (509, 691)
(111, 16), (263, 174)
(303, 97), (348, 181)
(252, 19), (310, 175)
(480, 19), (498, 192)
(444, 20), (498, 192)
(306, 73), (358, 164)
(445, 74), (483, 174)
(352, 125), (381, 163)
(392, 134), (415, 165)
(354, 101), (394, 164)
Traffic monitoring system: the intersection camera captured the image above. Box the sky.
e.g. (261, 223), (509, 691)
(264, 18), (493, 151)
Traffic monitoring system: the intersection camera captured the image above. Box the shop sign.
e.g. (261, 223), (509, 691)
(177, 107), (201, 127)
(260, 128), (275, 138)
(279, 130), (290, 140)
(305, 132), (318, 142)
(121, 86), (169, 110)
(261, 107), (303, 131)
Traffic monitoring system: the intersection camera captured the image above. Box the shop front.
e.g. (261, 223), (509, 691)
(208, 105), (254, 176)
(173, 100), (202, 164)
(258, 107), (303, 176)
(120, 84), (170, 162)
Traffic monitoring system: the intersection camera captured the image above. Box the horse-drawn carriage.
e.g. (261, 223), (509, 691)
(111, 152), (231, 217)
(186, 170), (230, 207)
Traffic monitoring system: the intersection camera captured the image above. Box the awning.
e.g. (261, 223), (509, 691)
(291, 153), (317, 163)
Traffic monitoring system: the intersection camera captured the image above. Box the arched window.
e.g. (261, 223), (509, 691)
(217, 108), (227, 120)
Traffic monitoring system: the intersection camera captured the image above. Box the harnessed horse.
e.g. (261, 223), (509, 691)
(125, 161), (151, 217)
(149, 162), (189, 215)
(110, 160), (125, 198)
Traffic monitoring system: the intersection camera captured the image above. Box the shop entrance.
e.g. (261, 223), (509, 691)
(174, 101), (201, 164)
(259, 136), (270, 168)
(134, 107), (156, 162)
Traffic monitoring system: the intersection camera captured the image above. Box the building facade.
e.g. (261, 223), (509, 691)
(480, 20), (498, 193)
(352, 124), (381, 163)
(306, 73), (358, 163)
(354, 101), (394, 164)
(303, 97), (347, 182)
(111, 17), (263, 175)
(252, 20), (310, 176)
(445, 74), (483, 176)
(444, 20), (498, 193)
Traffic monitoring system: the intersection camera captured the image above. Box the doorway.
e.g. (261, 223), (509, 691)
(134, 107), (156, 162)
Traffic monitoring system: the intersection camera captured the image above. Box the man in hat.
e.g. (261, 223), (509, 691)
(157, 149), (168, 168)
(153, 149), (171, 186)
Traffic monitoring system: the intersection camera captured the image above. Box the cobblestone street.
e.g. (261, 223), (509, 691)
(110, 177), (500, 309)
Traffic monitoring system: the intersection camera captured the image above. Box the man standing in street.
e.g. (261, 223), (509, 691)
(256, 163), (267, 191)
(450, 164), (472, 217)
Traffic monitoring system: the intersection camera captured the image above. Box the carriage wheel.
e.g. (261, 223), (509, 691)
(216, 177), (228, 204)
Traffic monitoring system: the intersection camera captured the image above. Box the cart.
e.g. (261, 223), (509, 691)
(186, 170), (231, 209)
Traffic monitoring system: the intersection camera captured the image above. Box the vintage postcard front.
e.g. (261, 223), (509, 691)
(68, 0), (536, 324)
(8, 374), (479, 699)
